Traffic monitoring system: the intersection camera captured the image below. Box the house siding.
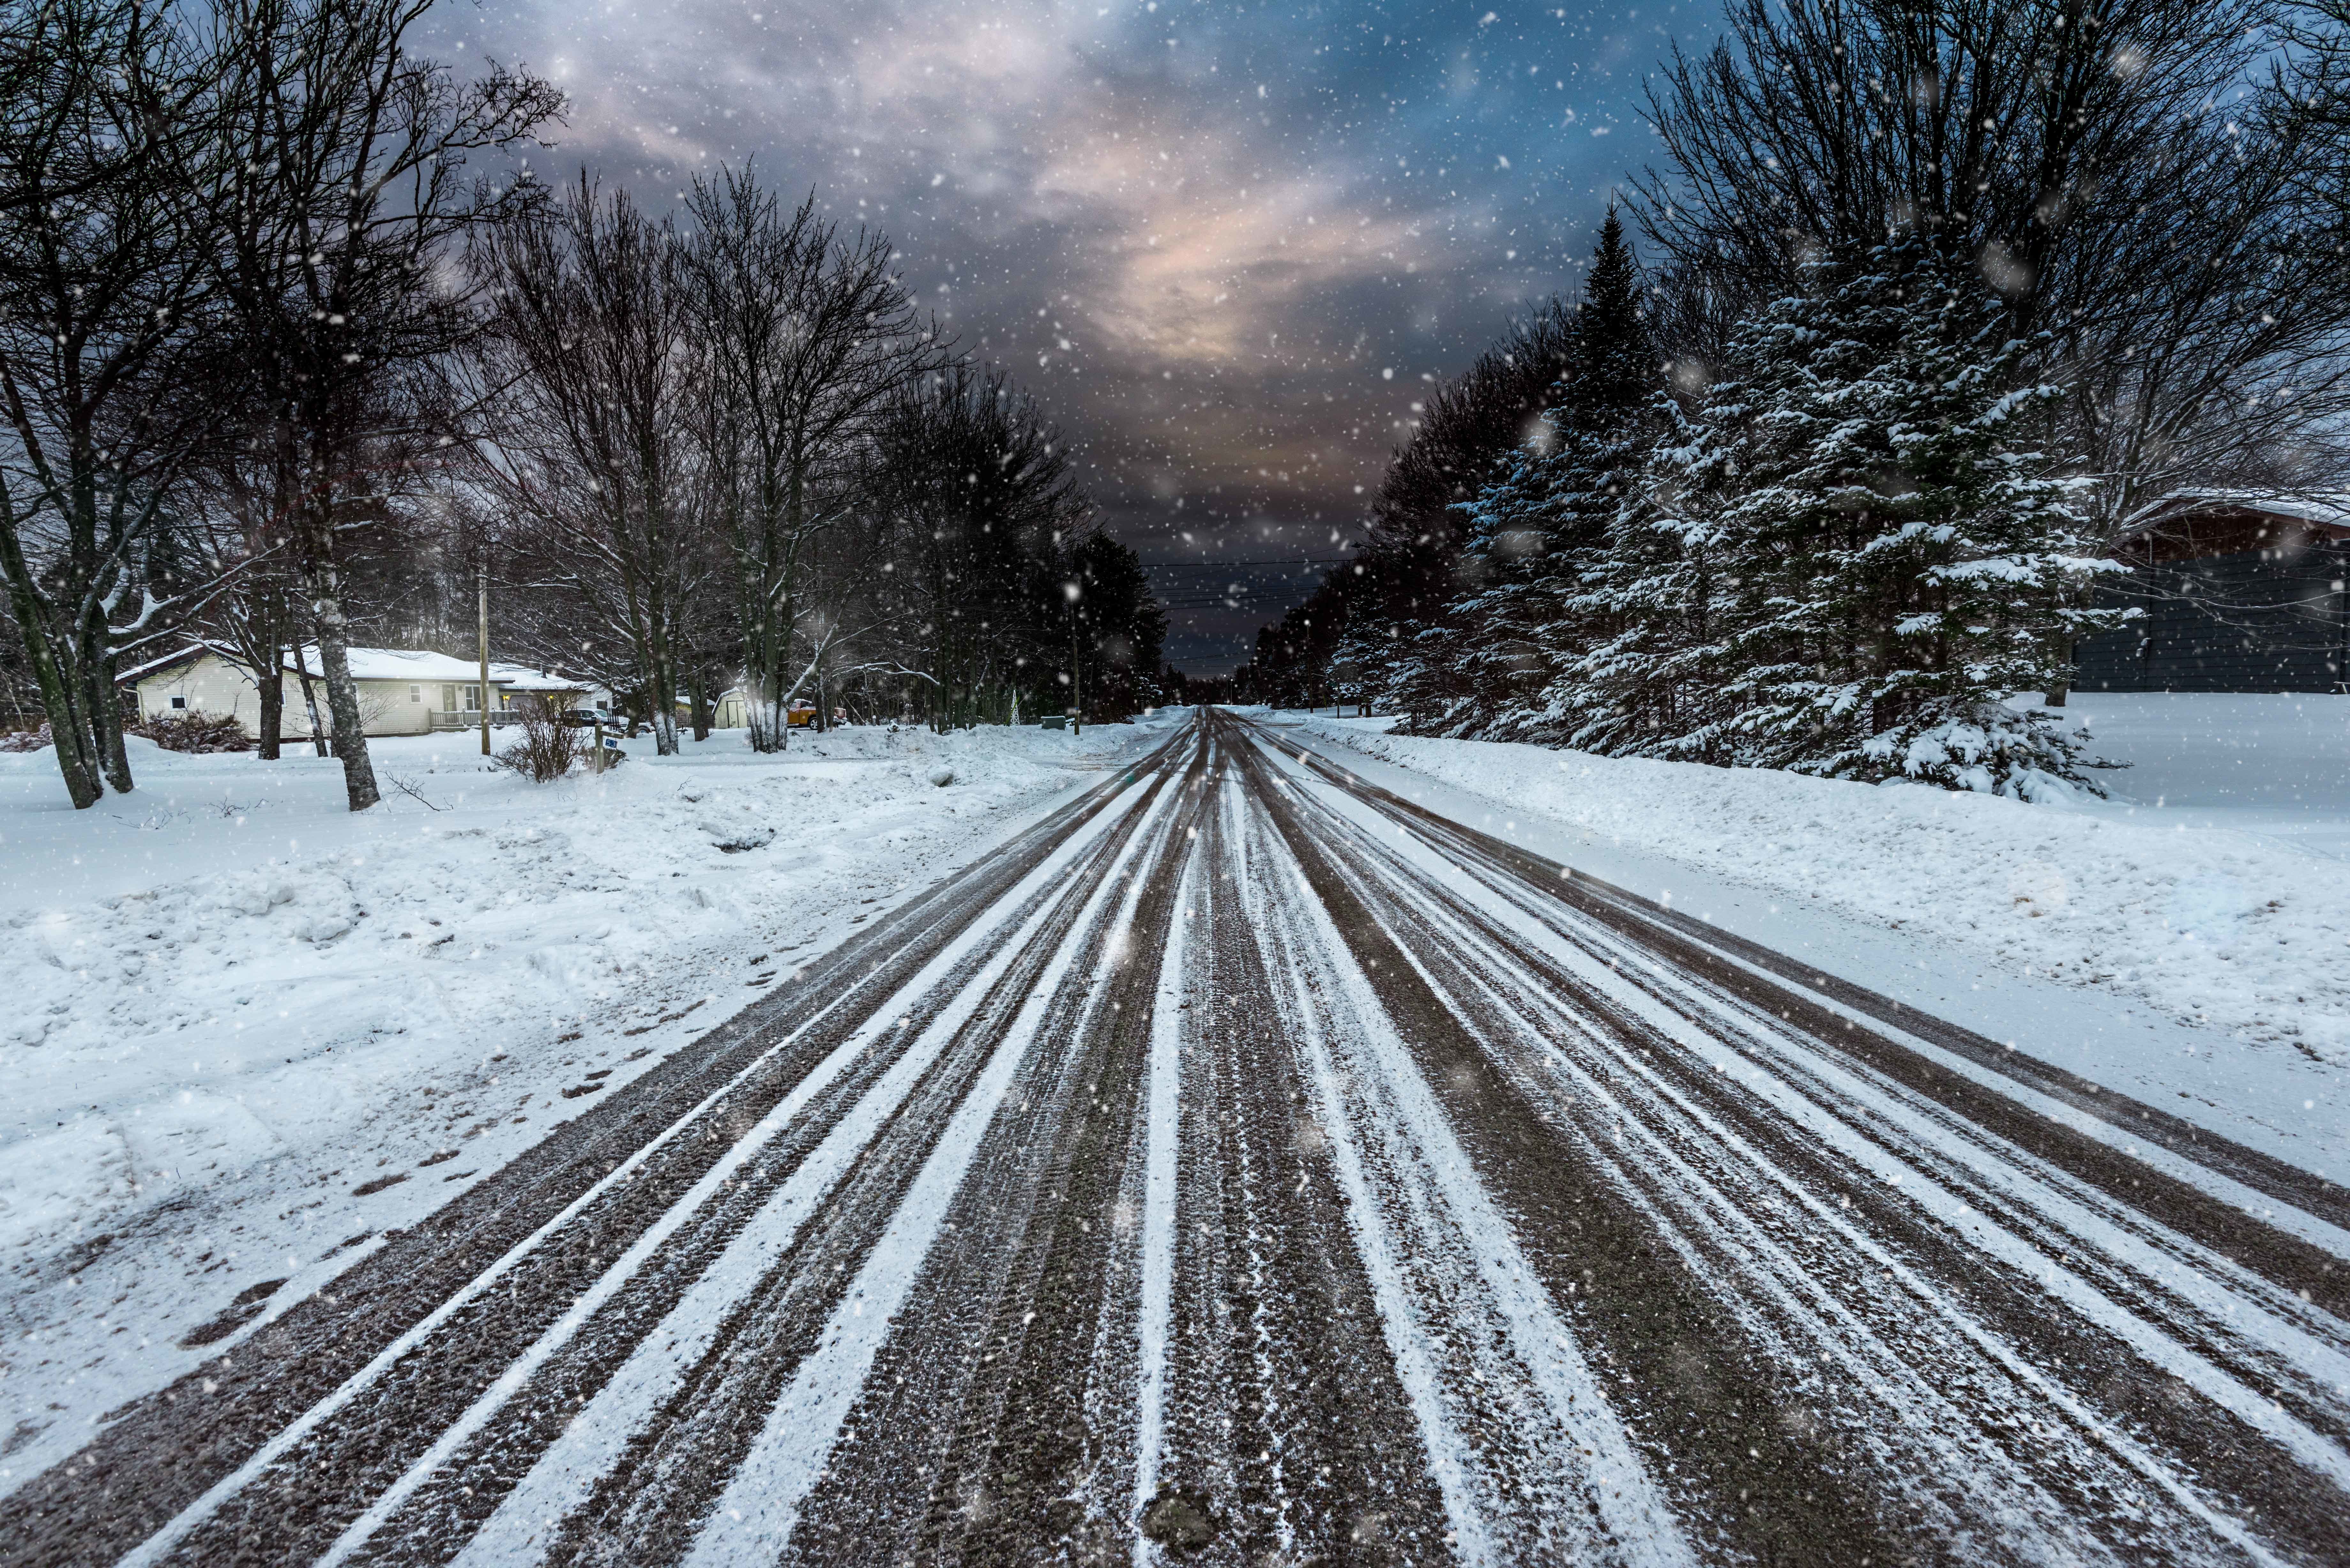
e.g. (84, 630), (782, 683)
(132, 655), (438, 737)
(2074, 544), (2350, 693)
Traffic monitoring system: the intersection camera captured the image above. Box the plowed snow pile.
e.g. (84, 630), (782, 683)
(1297, 693), (2350, 1065)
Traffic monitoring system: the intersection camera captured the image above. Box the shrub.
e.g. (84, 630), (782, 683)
(494, 697), (581, 782)
(0, 722), (51, 753)
(133, 712), (253, 753)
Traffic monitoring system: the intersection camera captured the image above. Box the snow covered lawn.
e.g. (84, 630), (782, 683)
(0, 716), (1172, 1483)
(1292, 694), (2350, 1071)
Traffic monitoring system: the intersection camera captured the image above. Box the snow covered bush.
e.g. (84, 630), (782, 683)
(0, 720), (53, 753)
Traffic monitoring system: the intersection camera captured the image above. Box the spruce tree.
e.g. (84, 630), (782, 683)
(1575, 238), (2126, 794)
(1450, 209), (1659, 741)
(1547, 387), (1742, 761)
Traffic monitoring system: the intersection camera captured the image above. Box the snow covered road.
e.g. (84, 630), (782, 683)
(6, 710), (2347, 1566)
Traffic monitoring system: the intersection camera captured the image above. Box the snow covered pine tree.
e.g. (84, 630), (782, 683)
(1596, 239), (2127, 795)
(1450, 208), (1660, 743)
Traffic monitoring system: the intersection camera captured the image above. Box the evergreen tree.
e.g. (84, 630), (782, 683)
(1452, 209), (1661, 742)
(1363, 299), (1578, 726)
(1547, 388), (1741, 762)
(1574, 240), (2127, 795)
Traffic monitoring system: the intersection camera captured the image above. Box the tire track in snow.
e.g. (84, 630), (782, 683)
(319, 758), (1194, 1568)
(1243, 714), (2350, 1563)
(1126, 789), (1193, 1561)
(1229, 716), (1916, 1564)
(26, 731), (1194, 1568)
(1228, 731), (1701, 1567)
(1265, 720), (2350, 1275)
(663, 745), (1196, 1566)
(1134, 758), (1454, 1567)
(871, 751), (1204, 1565)
(1286, 768), (2328, 1562)
(1290, 729), (2350, 1442)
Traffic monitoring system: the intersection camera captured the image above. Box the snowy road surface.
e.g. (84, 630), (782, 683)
(5, 710), (2348, 1567)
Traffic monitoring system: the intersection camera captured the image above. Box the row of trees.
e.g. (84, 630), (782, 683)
(462, 172), (1164, 760)
(0, 0), (557, 810)
(1239, 0), (2350, 796)
(0, 0), (1164, 812)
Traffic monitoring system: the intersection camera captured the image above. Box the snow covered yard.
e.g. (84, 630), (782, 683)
(0, 715), (1174, 1485)
(2052, 692), (2350, 862)
(1292, 694), (2350, 1075)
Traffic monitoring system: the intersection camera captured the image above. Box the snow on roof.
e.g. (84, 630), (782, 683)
(284, 645), (504, 683)
(115, 643), (219, 683)
(488, 663), (592, 692)
(2120, 488), (2350, 535)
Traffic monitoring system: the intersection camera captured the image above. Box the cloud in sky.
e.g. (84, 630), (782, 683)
(425, 0), (1703, 667)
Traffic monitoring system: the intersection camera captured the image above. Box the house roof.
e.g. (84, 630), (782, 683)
(2120, 488), (2350, 538)
(122, 643), (579, 689)
(116, 643), (219, 683)
(489, 663), (592, 693)
(285, 645), (502, 683)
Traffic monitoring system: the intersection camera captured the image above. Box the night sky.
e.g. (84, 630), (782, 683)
(423, 1), (1710, 670)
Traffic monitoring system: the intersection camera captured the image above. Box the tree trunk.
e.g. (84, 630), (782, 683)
(687, 662), (711, 742)
(745, 602), (788, 753)
(294, 650), (329, 757)
(4, 579), (103, 808)
(255, 641), (285, 760)
(86, 640), (132, 793)
(645, 598), (681, 757)
(304, 554), (380, 809)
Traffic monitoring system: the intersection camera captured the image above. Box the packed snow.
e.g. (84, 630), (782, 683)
(1287, 692), (2350, 1076)
(0, 717), (1175, 1491)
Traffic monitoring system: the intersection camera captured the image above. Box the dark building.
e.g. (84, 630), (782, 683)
(2074, 491), (2350, 694)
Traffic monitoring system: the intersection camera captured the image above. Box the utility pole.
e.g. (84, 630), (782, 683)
(477, 561), (492, 757)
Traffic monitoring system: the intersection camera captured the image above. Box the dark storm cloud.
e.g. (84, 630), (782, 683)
(421, 1), (1707, 667)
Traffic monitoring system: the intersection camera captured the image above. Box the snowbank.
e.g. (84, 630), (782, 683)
(0, 716), (1174, 1485)
(1293, 696), (2350, 1066)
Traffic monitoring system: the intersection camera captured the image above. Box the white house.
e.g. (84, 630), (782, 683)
(123, 645), (610, 739)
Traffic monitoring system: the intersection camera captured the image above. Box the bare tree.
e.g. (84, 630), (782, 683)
(191, 0), (559, 807)
(681, 169), (933, 750)
(0, 0), (224, 807)
(869, 363), (1087, 729)
(468, 177), (699, 754)
(181, 457), (300, 756)
(1639, 0), (2350, 523)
